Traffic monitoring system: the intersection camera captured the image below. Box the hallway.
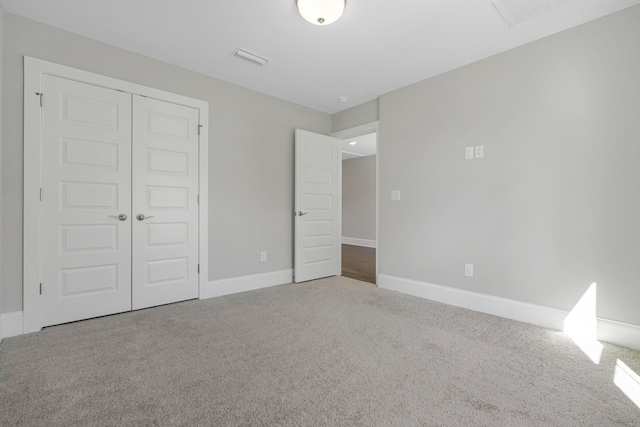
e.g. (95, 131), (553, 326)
(341, 244), (376, 284)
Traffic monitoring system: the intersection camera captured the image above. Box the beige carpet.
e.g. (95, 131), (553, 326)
(1, 276), (639, 426)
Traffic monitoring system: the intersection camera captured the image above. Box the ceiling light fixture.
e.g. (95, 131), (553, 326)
(297, 0), (346, 25)
(348, 141), (357, 145)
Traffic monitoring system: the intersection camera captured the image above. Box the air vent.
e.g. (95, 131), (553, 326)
(231, 48), (270, 66)
(493, 0), (578, 27)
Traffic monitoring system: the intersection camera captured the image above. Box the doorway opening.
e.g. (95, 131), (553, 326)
(338, 127), (377, 284)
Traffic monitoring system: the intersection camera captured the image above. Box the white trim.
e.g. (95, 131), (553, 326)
(332, 121), (380, 140)
(23, 58), (42, 334)
(197, 98), (209, 296)
(201, 270), (293, 299)
(23, 57), (209, 334)
(5, 268), (292, 338)
(375, 130), (379, 285)
(378, 274), (640, 351)
(598, 318), (640, 352)
(342, 237), (377, 248)
(1, 311), (25, 339)
(338, 137), (343, 277)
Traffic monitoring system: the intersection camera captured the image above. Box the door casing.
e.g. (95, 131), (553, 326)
(23, 57), (209, 333)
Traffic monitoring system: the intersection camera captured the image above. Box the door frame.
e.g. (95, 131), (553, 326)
(331, 121), (379, 284)
(23, 57), (209, 333)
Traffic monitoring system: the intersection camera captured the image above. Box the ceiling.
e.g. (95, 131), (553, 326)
(341, 132), (376, 160)
(2, 0), (638, 114)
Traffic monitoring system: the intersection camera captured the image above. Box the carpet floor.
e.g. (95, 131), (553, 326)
(1, 276), (639, 426)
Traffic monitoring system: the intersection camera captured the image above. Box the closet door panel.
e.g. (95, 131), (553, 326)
(132, 96), (200, 309)
(40, 75), (133, 327)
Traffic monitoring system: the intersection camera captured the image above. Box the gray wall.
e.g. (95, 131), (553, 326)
(342, 156), (376, 241)
(378, 6), (640, 326)
(332, 99), (379, 133)
(1, 13), (331, 313)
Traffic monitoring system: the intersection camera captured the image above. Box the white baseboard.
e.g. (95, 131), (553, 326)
(0, 271), (293, 339)
(201, 269), (293, 299)
(597, 318), (640, 352)
(1, 311), (24, 339)
(378, 274), (640, 352)
(342, 237), (377, 248)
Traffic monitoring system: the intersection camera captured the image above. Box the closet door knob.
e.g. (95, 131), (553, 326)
(109, 213), (128, 221)
(136, 214), (154, 221)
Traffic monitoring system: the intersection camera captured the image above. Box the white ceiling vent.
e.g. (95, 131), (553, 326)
(231, 48), (270, 66)
(493, 0), (579, 27)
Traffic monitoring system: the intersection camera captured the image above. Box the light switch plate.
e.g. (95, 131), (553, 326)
(391, 190), (401, 201)
(465, 147), (474, 160)
(465, 264), (474, 277)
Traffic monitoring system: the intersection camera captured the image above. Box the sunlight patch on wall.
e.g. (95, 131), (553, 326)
(563, 282), (603, 364)
(614, 359), (640, 409)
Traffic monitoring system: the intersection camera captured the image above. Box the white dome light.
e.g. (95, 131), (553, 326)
(296, 0), (346, 26)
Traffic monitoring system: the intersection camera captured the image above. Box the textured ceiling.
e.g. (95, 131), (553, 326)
(1, 0), (638, 113)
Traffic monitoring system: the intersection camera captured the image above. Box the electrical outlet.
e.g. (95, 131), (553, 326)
(261, 251), (267, 262)
(465, 147), (474, 160)
(465, 264), (473, 277)
(475, 146), (484, 158)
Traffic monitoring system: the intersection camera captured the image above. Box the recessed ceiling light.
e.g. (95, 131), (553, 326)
(337, 97), (349, 103)
(348, 141), (357, 145)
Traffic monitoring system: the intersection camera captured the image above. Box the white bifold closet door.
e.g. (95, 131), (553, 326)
(40, 75), (199, 327)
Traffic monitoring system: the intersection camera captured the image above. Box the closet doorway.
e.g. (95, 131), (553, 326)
(23, 58), (209, 332)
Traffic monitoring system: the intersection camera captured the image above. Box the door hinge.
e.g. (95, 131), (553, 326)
(198, 124), (203, 135)
(36, 92), (43, 107)
(39, 283), (43, 295)
(197, 264), (200, 274)
(39, 188), (43, 201)
(197, 194), (200, 205)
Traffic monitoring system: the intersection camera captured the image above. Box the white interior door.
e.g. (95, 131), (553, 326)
(40, 75), (133, 327)
(294, 129), (340, 283)
(131, 96), (200, 309)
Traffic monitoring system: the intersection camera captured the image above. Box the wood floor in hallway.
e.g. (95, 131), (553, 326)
(341, 244), (376, 284)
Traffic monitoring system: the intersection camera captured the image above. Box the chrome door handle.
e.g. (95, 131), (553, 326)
(297, 211), (309, 216)
(110, 213), (128, 221)
(136, 214), (155, 221)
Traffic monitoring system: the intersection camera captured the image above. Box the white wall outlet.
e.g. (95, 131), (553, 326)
(261, 251), (267, 262)
(465, 147), (474, 160)
(391, 190), (401, 201)
(475, 146), (484, 158)
(465, 264), (474, 277)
